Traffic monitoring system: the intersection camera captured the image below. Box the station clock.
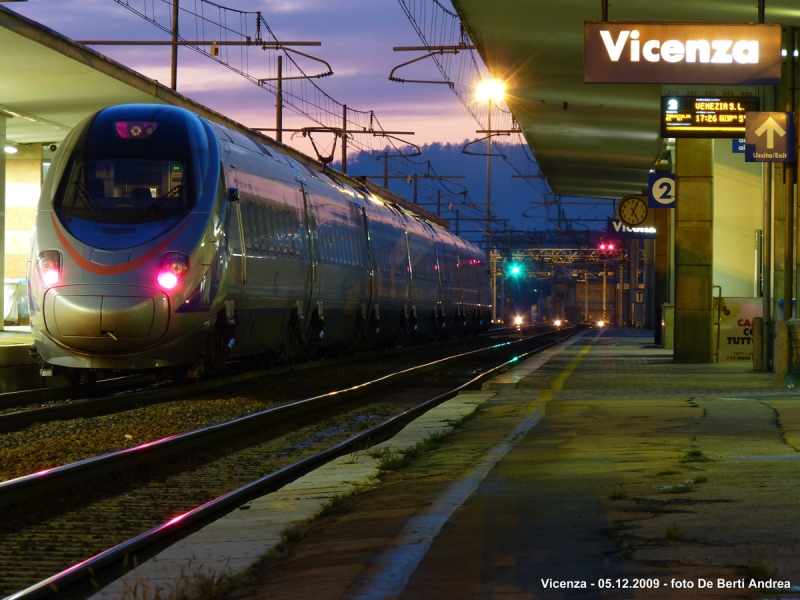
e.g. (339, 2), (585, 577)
(618, 195), (648, 226)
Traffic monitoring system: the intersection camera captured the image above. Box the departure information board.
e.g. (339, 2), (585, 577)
(661, 96), (760, 138)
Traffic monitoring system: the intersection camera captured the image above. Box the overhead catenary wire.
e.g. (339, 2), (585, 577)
(111, 0), (486, 234)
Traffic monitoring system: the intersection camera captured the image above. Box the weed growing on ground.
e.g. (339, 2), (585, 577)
(445, 410), (479, 428)
(119, 559), (242, 600)
(418, 430), (448, 451)
(370, 446), (412, 471)
(317, 485), (369, 517)
(738, 559), (778, 582)
(657, 469), (681, 476)
(371, 431), (449, 472)
(609, 486), (627, 500)
(693, 475), (707, 484)
(680, 449), (711, 463)
(342, 452), (360, 464)
(665, 525), (685, 540)
(663, 483), (693, 494)
(280, 522), (311, 545)
(611, 538), (635, 559)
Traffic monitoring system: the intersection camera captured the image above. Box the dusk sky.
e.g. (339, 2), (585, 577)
(9, 0), (610, 235)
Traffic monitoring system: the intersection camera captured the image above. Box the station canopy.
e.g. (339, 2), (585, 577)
(451, 0), (800, 198)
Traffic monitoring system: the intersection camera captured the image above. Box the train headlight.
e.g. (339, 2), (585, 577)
(554, 319), (562, 327)
(37, 250), (61, 287)
(157, 252), (189, 291)
(514, 316), (523, 326)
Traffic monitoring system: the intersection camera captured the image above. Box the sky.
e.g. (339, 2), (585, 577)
(8, 0), (612, 238)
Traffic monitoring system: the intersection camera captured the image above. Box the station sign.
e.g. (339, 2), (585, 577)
(661, 96), (759, 138)
(607, 219), (656, 239)
(744, 112), (797, 163)
(584, 23), (782, 85)
(648, 173), (675, 208)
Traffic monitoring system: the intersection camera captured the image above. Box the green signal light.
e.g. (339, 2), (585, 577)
(510, 265), (521, 276)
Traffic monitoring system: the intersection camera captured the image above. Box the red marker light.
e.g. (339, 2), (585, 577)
(156, 252), (189, 291)
(37, 250), (61, 287)
(114, 121), (158, 139)
(600, 243), (606, 250)
(608, 243), (615, 250)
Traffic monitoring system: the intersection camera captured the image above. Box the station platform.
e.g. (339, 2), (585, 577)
(98, 329), (800, 599)
(0, 325), (32, 347)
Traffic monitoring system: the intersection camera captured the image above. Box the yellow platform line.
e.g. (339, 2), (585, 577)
(538, 336), (597, 402)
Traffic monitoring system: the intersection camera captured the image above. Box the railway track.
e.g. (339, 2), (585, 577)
(0, 325), (583, 599)
(0, 327), (547, 485)
(0, 326), (524, 431)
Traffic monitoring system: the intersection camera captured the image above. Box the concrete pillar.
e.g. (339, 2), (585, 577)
(0, 117), (6, 332)
(774, 163), (786, 318)
(674, 138), (714, 363)
(5, 144), (42, 279)
(774, 320), (789, 387)
(654, 209), (671, 344)
(644, 238), (655, 330)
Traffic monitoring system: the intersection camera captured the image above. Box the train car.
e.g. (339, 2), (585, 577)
(27, 104), (491, 380)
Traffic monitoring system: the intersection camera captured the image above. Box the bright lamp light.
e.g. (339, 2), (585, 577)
(476, 79), (506, 103)
(3, 146), (18, 154)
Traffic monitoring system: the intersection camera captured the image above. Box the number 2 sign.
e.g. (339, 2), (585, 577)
(648, 173), (675, 209)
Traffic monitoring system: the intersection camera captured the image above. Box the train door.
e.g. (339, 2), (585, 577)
(355, 198), (376, 324)
(291, 167), (320, 339)
(223, 164), (246, 300)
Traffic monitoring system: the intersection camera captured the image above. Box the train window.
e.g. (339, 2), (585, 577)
(55, 154), (194, 222)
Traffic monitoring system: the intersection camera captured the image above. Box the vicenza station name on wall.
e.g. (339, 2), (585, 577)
(584, 23), (781, 84)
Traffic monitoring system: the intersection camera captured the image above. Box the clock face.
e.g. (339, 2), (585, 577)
(618, 196), (648, 226)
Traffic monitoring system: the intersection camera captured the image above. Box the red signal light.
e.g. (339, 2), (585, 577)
(115, 121), (158, 139)
(608, 243), (615, 251)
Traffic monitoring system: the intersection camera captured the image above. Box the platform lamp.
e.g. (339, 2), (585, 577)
(476, 78), (506, 322)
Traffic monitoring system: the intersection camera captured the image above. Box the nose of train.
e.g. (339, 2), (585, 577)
(43, 285), (170, 353)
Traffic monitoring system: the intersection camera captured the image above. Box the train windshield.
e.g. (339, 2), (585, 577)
(56, 153), (194, 223)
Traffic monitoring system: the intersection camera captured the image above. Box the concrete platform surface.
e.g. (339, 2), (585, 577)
(0, 325), (32, 347)
(215, 329), (800, 600)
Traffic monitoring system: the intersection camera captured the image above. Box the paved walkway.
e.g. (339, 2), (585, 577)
(220, 329), (800, 600)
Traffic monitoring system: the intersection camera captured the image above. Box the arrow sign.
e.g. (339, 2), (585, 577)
(745, 112), (796, 163)
(754, 116), (786, 149)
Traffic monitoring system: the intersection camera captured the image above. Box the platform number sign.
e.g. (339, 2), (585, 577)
(648, 173), (675, 209)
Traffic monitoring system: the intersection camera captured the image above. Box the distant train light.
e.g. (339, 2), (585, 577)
(157, 252), (189, 291)
(554, 319), (562, 327)
(597, 320), (605, 327)
(514, 315), (523, 325)
(115, 121), (158, 139)
(37, 250), (61, 287)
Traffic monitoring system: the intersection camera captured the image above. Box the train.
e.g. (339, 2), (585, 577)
(27, 104), (492, 381)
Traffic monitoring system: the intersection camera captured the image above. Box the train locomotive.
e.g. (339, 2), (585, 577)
(27, 104), (492, 379)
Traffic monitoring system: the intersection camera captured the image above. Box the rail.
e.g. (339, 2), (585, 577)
(0, 327), (573, 509)
(5, 326), (583, 600)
